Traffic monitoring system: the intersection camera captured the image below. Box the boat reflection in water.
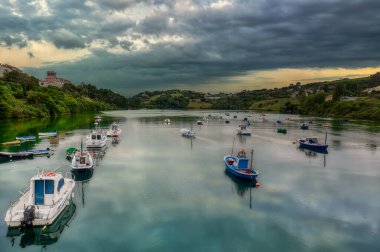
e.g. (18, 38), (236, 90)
(224, 170), (260, 209)
(72, 168), (94, 208)
(88, 145), (107, 166)
(7, 201), (76, 249)
(298, 148), (328, 167)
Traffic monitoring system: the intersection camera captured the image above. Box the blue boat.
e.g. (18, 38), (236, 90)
(224, 149), (259, 180)
(300, 123), (309, 130)
(16, 136), (36, 141)
(297, 136), (328, 151)
(26, 148), (54, 157)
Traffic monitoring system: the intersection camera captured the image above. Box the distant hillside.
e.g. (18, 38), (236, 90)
(127, 73), (380, 120)
(0, 67), (129, 119)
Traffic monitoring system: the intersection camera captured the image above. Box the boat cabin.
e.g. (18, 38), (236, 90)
(234, 157), (249, 169)
(305, 137), (320, 144)
(111, 124), (119, 131)
(29, 172), (65, 206)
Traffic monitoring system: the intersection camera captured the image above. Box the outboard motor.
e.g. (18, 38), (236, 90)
(21, 205), (35, 228)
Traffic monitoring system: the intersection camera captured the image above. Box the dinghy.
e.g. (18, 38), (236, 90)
(106, 123), (122, 137)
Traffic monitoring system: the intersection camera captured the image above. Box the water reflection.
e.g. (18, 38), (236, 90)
(224, 170), (259, 209)
(298, 148), (328, 167)
(72, 169), (94, 208)
(7, 201), (76, 249)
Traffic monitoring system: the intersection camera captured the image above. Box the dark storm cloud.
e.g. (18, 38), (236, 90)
(2, 0), (380, 95)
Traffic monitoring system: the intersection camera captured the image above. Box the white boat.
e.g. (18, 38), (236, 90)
(180, 128), (195, 138)
(38, 131), (58, 137)
(237, 125), (252, 135)
(106, 123), (122, 137)
(258, 114), (265, 122)
(164, 118), (171, 124)
(5, 171), (75, 228)
(86, 130), (107, 148)
(70, 150), (94, 172)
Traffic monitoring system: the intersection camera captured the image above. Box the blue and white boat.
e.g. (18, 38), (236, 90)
(224, 149), (259, 180)
(5, 171), (75, 227)
(38, 131), (57, 137)
(27, 148), (54, 157)
(0, 151), (34, 159)
(297, 136), (328, 152)
(16, 136), (36, 141)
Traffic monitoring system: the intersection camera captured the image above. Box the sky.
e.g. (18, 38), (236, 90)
(1, 0), (380, 96)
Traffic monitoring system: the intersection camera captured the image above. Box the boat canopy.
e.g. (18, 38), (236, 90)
(31, 172), (65, 206)
(236, 158), (249, 169)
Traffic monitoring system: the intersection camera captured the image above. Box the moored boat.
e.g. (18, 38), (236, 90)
(300, 123), (309, 130)
(277, 128), (287, 134)
(86, 130), (107, 148)
(180, 128), (195, 138)
(70, 150), (94, 172)
(237, 125), (252, 136)
(106, 123), (122, 137)
(27, 148), (54, 157)
(16, 136), (36, 141)
(297, 135), (328, 152)
(0, 151), (34, 159)
(5, 171), (75, 228)
(224, 149), (259, 180)
(38, 131), (57, 137)
(1, 140), (21, 145)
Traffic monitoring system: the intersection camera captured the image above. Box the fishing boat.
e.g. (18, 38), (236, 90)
(297, 133), (328, 152)
(237, 125), (252, 136)
(38, 131), (57, 137)
(16, 136), (36, 142)
(180, 128), (195, 138)
(106, 123), (122, 137)
(86, 130), (107, 148)
(71, 150), (93, 172)
(0, 151), (34, 159)
(300, 123), (309, 130)
(4, 171), (75, 228)
(224, 149), (259, 180)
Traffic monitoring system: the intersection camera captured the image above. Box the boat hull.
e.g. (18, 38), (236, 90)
(224, 156), (258, 180)
(299, 143), (328, 151)
(0, 152), (34, 159)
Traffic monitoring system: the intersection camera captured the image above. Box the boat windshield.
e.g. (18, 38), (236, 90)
(97, 134), (101, 140)
(91, 134), (96, 140)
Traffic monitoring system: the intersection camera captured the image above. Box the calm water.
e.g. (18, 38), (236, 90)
(0, 110), (379, 252)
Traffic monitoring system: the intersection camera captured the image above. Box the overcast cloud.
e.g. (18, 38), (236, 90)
(1, 0), (380, 95)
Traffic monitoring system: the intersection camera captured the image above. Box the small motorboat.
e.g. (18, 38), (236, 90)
(277, 120), (282, 124)
(106, 123), (122, 137)
(225, 120), (230, 124)
(16, 136), (36, 142)
(196, 120), (204, 125)
(277, 128), (287, 134)
(233, 115), (238, 119)
(224, 149), (259, 180)
(300, 123), (309, 130)
(237, 125), (252, 136)
(112, 136), (120, 144)
(94, 115), (102, 122)
(297, 135), (328, 152)
(27, 148), (54, 157)
(38, 131), (57, 137)
(71, 150), (94, 172)
(180, 128), (195, 138)
(86, 130), (107, 148)
(4, 171), (75, 228)
(0, 151), (34, 160)
(164, 118), (171, 124)
(1, 140), (21, 145)
(323, 122), (329, 128)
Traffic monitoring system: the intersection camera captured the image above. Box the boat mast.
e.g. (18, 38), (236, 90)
(325, 131), (328, 145)
(250, 149), (253, 169)
(231, 137), (235, 155)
